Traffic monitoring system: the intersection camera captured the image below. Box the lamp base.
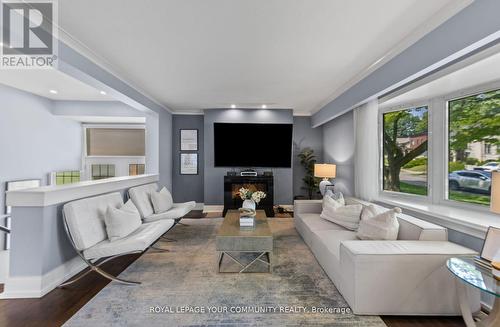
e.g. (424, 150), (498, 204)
(319, 179), (332, 196)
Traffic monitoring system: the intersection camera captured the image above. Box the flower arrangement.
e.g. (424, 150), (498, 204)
(238, 188), (267, 204)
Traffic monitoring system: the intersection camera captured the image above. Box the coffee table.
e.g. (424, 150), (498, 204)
(216, 210), (273, 273)
(447, 257), (500, 327)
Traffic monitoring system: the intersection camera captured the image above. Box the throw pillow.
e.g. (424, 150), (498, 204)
(151, 187), (174, 214)
(320, 195), (362, 231)
(360, 204), (388, 221)
(323, 190), (345, 206)
(104, 200), (142, 242)
(357, 207), (401, 240)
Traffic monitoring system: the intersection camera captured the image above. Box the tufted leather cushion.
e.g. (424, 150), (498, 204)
(64, 192), (124, 251)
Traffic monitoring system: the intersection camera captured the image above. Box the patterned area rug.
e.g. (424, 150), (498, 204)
(64, 218), (386, 327)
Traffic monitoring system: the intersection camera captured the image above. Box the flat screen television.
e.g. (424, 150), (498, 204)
(214, 122), (293, 167)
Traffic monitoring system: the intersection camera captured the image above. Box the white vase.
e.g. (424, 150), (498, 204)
(242, 199), (256, 210)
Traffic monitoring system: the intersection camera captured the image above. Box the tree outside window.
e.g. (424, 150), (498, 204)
(448, 89), (500, 206)
(383, 106), (428, 196)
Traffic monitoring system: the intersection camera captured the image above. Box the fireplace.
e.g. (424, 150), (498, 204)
(223, 175), (274, 217)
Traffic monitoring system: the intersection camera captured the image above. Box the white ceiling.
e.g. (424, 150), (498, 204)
(56, 0), (467, 114)
(381, 49), (500, 107)
(0, 69), (114, 101)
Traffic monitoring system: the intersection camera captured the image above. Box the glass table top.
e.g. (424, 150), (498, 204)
(447, 257), (499, 297)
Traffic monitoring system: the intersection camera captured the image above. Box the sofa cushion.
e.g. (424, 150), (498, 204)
(144, 201), (196, 223)
(320, 196), (362, 231)
(128, 183), (158, 218)
(104, 200), (142, 242)
(357, 207), (400, 240)
(313, 229), (358, 261)
(64, 192), (123, 251)
(151, 187), (174, 213)
(83, 219), (174, 259)
(297, 213), (347, 232)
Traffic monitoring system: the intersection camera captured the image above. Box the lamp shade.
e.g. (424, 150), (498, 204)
(492, 172), (500, 214)
(314, 164), (336, 178)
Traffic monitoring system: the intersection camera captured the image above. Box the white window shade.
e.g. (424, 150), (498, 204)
(86, 128), (145, 156)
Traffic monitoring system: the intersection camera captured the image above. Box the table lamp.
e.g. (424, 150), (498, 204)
(314, 164), (336, 196)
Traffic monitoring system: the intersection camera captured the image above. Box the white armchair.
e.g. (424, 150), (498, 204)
(128, 183), (195, 224)
(60, 192), (175, 286)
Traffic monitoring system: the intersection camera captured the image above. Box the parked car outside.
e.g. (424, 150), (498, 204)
(476, 162), (499, 172)
(449, 170), (492, 194)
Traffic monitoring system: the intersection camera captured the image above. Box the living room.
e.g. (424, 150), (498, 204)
(0, 1), (499, 326)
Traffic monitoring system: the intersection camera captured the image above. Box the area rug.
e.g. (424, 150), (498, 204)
(64, 218), (386, 327)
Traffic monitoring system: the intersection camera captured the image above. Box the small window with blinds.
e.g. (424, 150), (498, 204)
(86, 128), (145, 156)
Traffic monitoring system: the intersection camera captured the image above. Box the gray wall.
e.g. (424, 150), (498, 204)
(203, 109), (294, 205)
(322, 111), (355, 196)
(0, 84), (82, 249)
(292, 116), (323, 199)
(172, 115), (204, 203)
(312, 0), (500, 127)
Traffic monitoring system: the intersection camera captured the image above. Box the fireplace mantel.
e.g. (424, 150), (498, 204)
(223, 175), (274, 217)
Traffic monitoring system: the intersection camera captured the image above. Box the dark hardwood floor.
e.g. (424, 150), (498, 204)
(0, 211), (466, 327)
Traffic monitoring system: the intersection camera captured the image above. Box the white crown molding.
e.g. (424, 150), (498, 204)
(309, 0), (473, 116)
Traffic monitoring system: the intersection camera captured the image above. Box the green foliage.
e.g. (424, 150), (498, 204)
(449, 90), (500, 152)
(298, 148), (319, 199)
(465, 157), (479, 165)
(403, 157), (427, 169)
(448, 161), (465, 172)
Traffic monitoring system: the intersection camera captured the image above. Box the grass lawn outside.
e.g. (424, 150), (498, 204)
(449, 191), (490, 206)
(399, 182), (428, 195)
(396, 182), (490, 206)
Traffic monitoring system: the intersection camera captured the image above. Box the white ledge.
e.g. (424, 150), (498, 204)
(376, 197), (500, 239)
(6, 174), (159, 207)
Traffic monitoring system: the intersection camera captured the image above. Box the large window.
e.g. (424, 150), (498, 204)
(448, 89), (500, 206)
(383, 106), (428, 196)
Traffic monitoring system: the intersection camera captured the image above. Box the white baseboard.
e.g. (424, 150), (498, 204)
(0, 250), (9, 284)
(0, 256), (86, 299)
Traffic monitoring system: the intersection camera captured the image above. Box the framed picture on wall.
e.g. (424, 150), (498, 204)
(180, 129), (198, 151)
(180, 153), (198, 175)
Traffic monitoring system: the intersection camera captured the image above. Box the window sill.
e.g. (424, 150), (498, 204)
(375, 196), (499, 239)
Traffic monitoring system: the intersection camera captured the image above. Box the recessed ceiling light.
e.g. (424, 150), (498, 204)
(231, 104), (236, 109)
(100, 90), (107, 95)
(49, 89), (58, 94)
(261, 104), (267, 109)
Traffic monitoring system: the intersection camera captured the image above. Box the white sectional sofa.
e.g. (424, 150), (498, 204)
(294, 197), (480, 315)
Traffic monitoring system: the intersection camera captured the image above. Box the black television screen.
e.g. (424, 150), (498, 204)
(214, 123), (293, 167)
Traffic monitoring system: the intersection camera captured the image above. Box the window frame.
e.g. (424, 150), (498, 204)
(378, 79), (500, 213)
